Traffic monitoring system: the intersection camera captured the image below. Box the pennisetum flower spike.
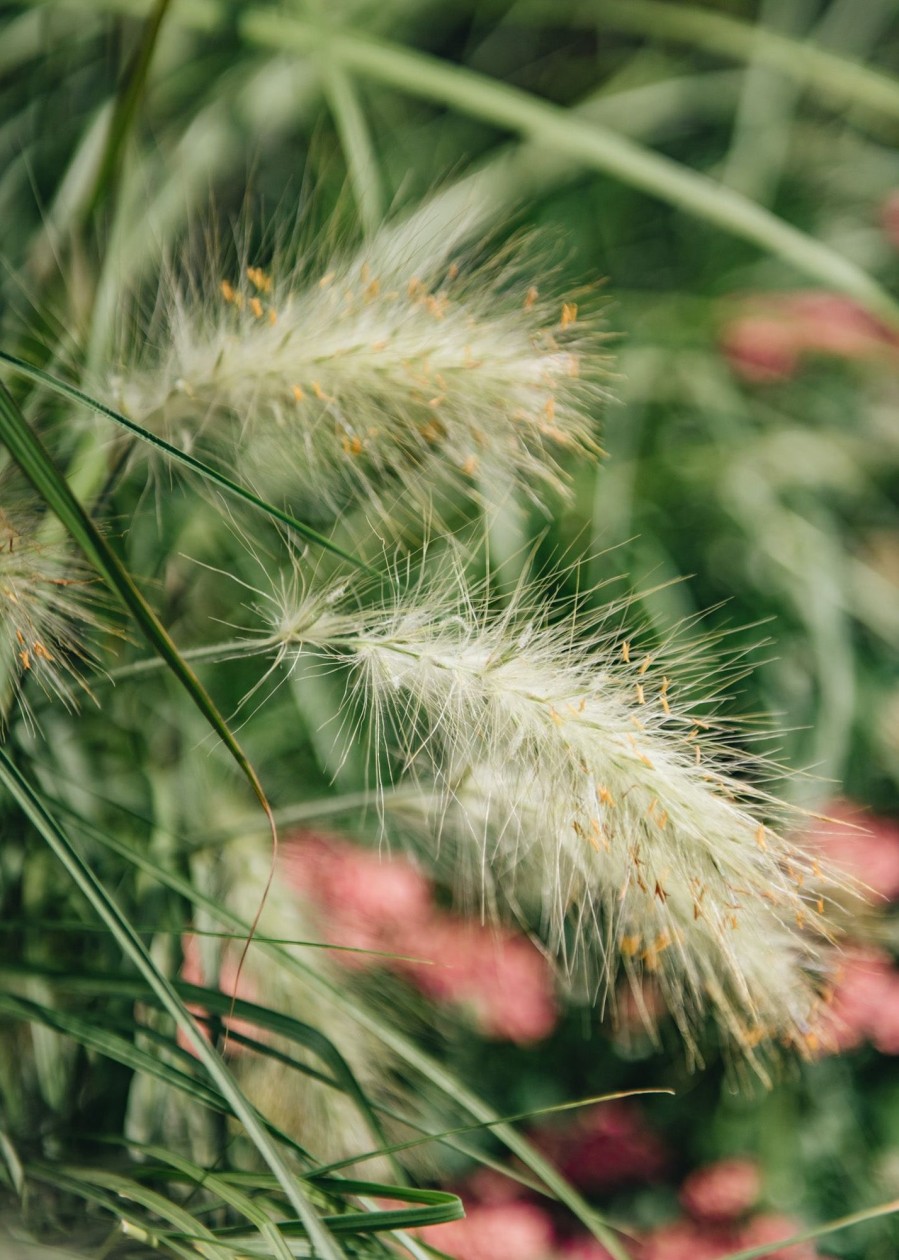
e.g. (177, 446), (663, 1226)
(226, 555), (837, 1078)
(0, 482), (104, 722)
(105, 201), (610, 521)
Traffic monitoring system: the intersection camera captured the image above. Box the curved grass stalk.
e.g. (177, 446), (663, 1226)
(19, 1), (897, 320)
(718, 1196), (899, 1260)
(237, 9), (899, 327)
(594, 0), (899, 126)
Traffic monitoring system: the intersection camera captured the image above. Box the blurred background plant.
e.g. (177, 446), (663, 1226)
(1, 0), (899, 1257)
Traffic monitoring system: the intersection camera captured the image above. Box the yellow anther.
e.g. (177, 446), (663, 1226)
(524, 285), (538, 310)
(249, 297), (264, 319)
(635, 683), (645, 705)
(292, 385), (305, 402)
(621, 640), (631, 664)
(560, 301), (578, 330)
(246, 266), (272, 294)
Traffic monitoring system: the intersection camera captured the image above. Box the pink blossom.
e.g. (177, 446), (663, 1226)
(557, 1238), (618, 1259)
(680, 1158), (761, 1223)
(721, 293), (899, 383)
(395, 918), (558, 1043)
(463, 1167), (529, 1206)
(640, 1220), (736, 1260)
(811, 946), (899, 1054)
(736, 1213), (819, 1259)
(721, 316), (799, 382)
(280, 832), (433, 927)
(535, 1102), (667, 1193)
(805, 802), (899, 902)
(641, 1214), (819, 1260)
(280, 831), (558, 1043)
(418, 1201), (555, 1260)
(178, 934), (266, 1057)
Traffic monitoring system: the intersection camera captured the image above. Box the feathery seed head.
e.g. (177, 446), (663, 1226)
(107, 204), (610, 519)
(246, 563), (837, 1074)
(0, 492), (103, 719)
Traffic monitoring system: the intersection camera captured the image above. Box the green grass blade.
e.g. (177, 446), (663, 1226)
(122, 1147), (297, 1260)
(0, 990), (228, 1114)
(84, 0), (172, 221)
(237, 10), (899, 328)
(595, 0), (899, 126)
(26, 1163), (208, 1259)
(84, 811), (634, 1260)
(322, 60), (385, 234)
(719, 1197), (899, 1259)
(0, 352), (374, 575)
(0, 749), (345, 1260)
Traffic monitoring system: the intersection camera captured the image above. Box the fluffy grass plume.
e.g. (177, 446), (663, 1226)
(0, 481), (102, 719)
(105, 201), (609, 519)
(237, 557), (835, 1075)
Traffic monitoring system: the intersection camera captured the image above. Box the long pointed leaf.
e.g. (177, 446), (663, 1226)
(0, 749), (344, 1260)
(84, 809), (634, 1260)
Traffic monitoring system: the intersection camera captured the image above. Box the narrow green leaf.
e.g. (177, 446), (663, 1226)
(719, 1196), (899, 1259)
(0, 379), (276, 826)
(85, 810), (634, 1259)
(84, 0), (173, 220)
(0, 750), (344, 1260)
(0, 351), (375, 575)
(26, 1163), (205, 1260)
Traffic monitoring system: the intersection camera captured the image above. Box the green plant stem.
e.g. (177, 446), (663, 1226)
(88, 822), (635, 1260)
(594, 0), (899, 124)
(236, 10), (899, 327)
(719, 1197), (899, 1260)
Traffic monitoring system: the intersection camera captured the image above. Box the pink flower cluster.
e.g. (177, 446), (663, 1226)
(721, 291), (899, 383)
(279, 831), (558, 1044)
(419, 1149), (819, 1260)
(642, 1157), (817, 1259)
(533, 1100), (668, 1194)
(803, 802), (899, 1056)
(806, 801), (899, 902)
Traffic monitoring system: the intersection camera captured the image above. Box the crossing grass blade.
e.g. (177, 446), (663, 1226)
(0, 352), (375, 575)
(76, 797), (634, 1260)
(0, 748), (346, 1260)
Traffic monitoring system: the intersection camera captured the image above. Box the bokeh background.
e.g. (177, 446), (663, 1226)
(2, 2), (899, 1258)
